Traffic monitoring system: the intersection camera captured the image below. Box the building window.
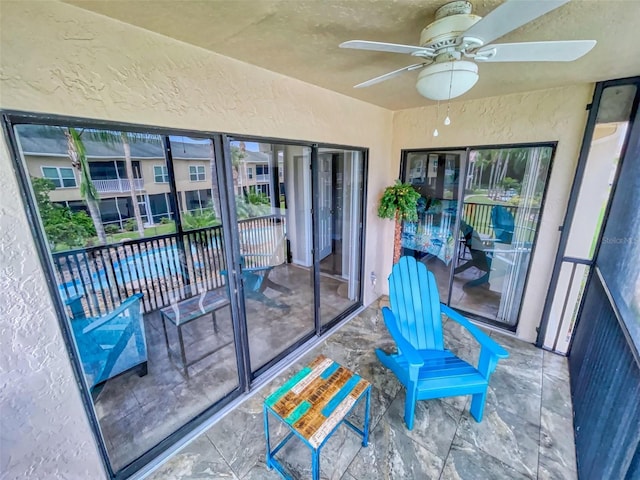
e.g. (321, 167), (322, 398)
(256, 164), (269, 176)
(184, 189), (211, 214)
(189, 165), (205, 182)
(255, 184), (270, 196)
(154, 165), (169, 183)
(247, 167), (253, 179)
(41, 166), (77, 188)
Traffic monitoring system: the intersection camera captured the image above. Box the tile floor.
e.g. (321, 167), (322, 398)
(92, 264), (356, 471)
(148, 299), (578, 480)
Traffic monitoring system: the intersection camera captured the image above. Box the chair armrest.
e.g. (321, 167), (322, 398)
(83, 293), (143, 334)
(441, 304), (508, 359)
(382, 307), (424, 368)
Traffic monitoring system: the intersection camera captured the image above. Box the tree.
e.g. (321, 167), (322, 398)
(32, 176), (96, 249)
(182, 209), (218, 230)
(65, 128), (107, 244)
(208, 140), (221, 218)
(230, 143), (246, 196)
(378, 181), (420, 264)
(120, 132), (146, 236)
(81, 130), (160, 237)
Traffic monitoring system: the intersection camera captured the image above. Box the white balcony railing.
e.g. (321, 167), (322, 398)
(94, 178), (144, 193)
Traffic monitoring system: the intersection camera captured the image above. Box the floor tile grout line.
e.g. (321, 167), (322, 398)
(206, 429), (244, 479)
(437, 398), (468, 480)
(340, 384), (402, 479)
(451, 395), (541, 479)
(207, 434), (242, 479)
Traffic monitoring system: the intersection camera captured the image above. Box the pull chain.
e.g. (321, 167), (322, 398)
(444, 62), (454, 126)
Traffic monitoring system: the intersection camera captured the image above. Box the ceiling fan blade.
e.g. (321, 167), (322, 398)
(476, 40), (596, 62)
(340, 40), (434, 56)
(354, 63), (426, 88)
(462, 0), (570, 46)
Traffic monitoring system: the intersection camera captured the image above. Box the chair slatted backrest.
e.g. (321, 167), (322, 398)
(388, 256), (444, 351)
(491, 205), (515, 244)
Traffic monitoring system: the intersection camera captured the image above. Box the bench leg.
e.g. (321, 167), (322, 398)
(312, 446), (320, 480)
(161, 315), (171, 355)
(212, 311), (218, 334)
(137, 361), (148, 378)
(363, 387), (371, 447)
(264, 406), (273, 470)
(177, 325), (189, 379)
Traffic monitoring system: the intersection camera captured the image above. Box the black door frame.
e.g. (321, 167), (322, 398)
(399, 141), (557, 331)
(1, 110), (368, 479)
(536, 76), (640, 349)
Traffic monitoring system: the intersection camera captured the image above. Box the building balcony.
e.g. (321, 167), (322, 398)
(93, 178), (144, 193)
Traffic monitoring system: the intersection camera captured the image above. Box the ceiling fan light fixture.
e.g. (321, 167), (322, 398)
(416, 61), (478, 101)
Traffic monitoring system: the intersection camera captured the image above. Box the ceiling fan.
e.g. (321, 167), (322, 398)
(340, 0), (596, 101)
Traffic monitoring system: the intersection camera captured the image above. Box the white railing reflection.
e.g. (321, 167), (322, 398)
(94, 178), (144, 193)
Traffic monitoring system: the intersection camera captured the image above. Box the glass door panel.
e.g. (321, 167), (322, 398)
(12, 125), (245, 474)
(317, 148), (365, 326)
(402, 151), (463, 300)
(451, 145), (553, 327)
(230, 140), (315, 374)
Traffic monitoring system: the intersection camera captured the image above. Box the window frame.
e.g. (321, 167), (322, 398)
(188, 164), (205, 182)
(41, 165), (77, 188)
(153, 164), (169, 183)
(2, 110), (370, 480)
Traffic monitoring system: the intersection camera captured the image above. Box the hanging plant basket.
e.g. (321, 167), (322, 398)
(377, 180), (420, 264)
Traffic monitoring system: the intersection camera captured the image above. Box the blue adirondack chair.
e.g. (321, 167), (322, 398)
(376, 256), (509, 429)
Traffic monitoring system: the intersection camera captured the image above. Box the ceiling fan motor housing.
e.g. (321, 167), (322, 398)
(420, 3), (482, 51)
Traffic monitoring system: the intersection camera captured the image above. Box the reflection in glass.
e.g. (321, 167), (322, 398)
(317, 148), (364, 326)
(402, 151), (463, 298)
(452, 146), (553, 326)
(597, 100), (640, 349)
(230, 141), (315, 372)
(14, 125), (241, 472)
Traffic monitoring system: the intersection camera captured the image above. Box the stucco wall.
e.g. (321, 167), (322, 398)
(392, 84), (594, 341)
(0, 0), (593, 477)
(0, 2), (394, 478)
(0, 141), (107, 478)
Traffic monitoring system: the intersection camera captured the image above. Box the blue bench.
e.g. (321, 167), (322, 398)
(68, 293), (148, 394)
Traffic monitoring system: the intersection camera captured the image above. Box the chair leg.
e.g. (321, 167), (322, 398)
(470, 390), (487, 422)
(404, 385), (418, 430)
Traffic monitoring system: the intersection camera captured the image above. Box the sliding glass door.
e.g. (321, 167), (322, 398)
(402, 150), (463, 299)
(402, 144), (554, 329)
(317, 148), (365, 327)
(229, 140), (315, 374)
(6, 114), (367, 479)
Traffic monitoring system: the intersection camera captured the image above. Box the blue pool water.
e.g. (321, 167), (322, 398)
(57, 244), (194, 301)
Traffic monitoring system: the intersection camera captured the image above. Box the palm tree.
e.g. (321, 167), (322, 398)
(120, 132), (146, 237)
(208, 140), (220, 218)
(85, 130), (160, 237)
(65, 128), (107, 244)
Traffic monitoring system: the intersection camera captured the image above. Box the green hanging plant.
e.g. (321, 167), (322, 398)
(377, 180), (420, 264)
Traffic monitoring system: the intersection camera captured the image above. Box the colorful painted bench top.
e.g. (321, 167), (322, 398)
(264, 355), (371, 448)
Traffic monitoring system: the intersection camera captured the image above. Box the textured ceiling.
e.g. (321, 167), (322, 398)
(66, 0), (640, 110)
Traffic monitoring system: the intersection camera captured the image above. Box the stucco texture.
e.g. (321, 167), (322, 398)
(0, 0), (591, 477)
(0, 2), (394, 477)
(392, 84), (593, 341)
(0, 139), (107, 479)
